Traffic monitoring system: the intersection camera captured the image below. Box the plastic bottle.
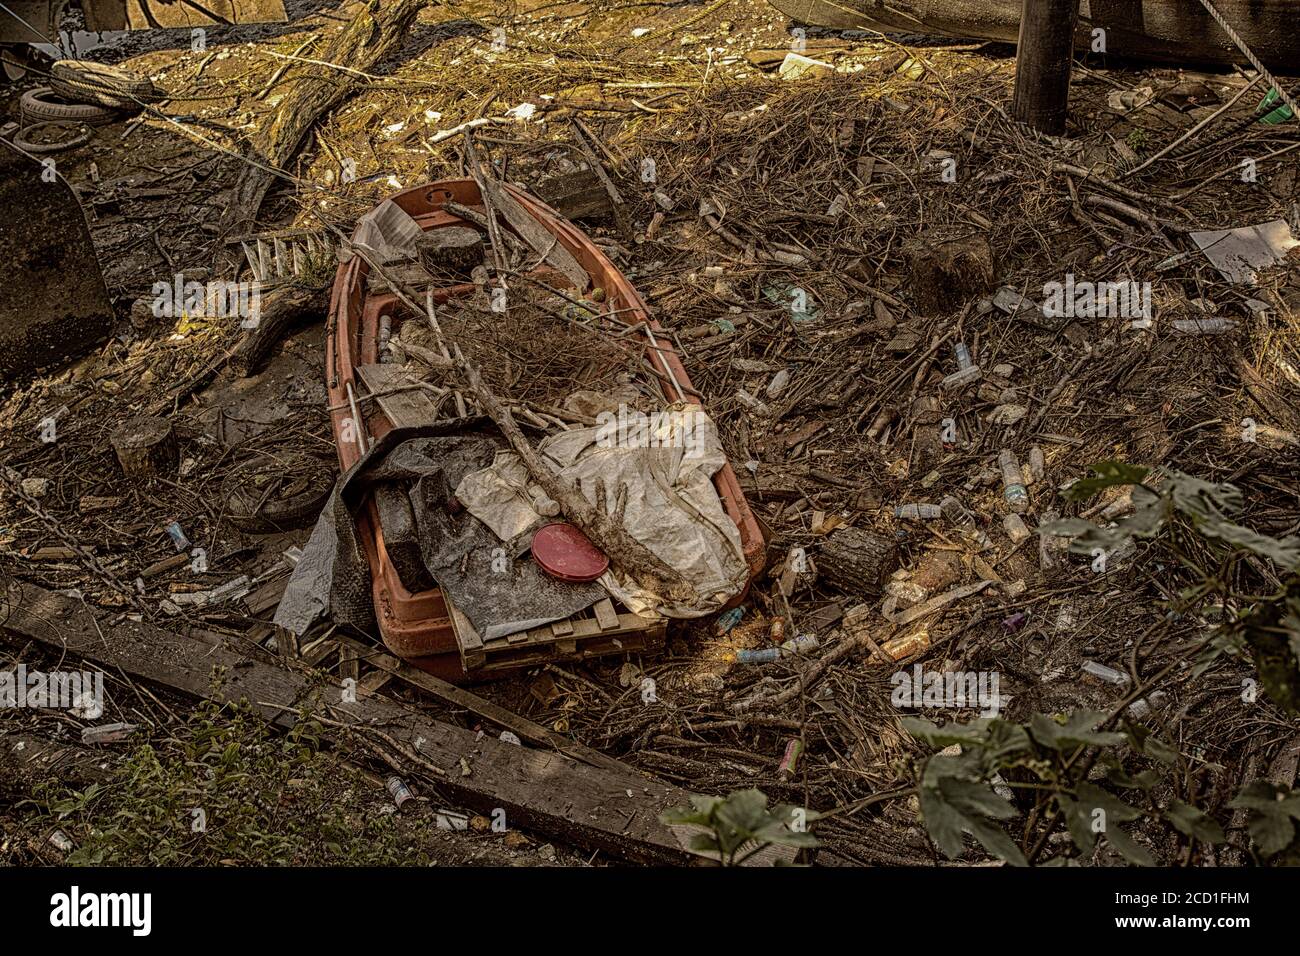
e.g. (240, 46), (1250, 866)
(1173, 318), (1237, 334)
(715, 607), (744, 634)
(998, 449), (1029, 513)
(940, 495), (991, 549)
(894, 503), (942, 520)
(386, 775), (414, 808)
(940, 341), (982, 390)
(81, 722), (138, 744)
(165, 520), (190, 552)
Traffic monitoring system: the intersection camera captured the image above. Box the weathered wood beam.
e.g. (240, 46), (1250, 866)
(1011, 0), (1080, 135)
(0, 576), (699, 865)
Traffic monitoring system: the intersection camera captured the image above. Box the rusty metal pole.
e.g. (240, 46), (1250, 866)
(1011, 0), (1081, 135)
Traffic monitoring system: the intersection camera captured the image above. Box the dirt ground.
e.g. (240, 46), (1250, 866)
(2, 0), (1299, 866)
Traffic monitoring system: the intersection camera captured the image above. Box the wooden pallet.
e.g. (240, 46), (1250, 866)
(449, 595), (665, 675)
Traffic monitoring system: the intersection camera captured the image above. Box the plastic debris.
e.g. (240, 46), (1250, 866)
(164, 520), (190, 552)
(386, 775), (414, 808)
(895, 502), (942, 521)
(1003, 513), (1031, 544)
(998, 449), (1028, 513)
(778, 739), (803, 778)
(1082, 661), (1130, 685)
(80, 722), (138, 744)
(715, 607), (745, 634)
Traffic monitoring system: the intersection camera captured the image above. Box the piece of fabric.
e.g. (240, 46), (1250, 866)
(454, 406), (750, 618)
(275, 423), (604, 642)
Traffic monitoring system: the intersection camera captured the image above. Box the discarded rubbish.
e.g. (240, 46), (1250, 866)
(385, 775), (414, 808)
(778, 739), (803, 777)
(1003, 513), (1031, 544)
(436, 809), (470, 830)
(1128, 690), (1170, 719)
(766, 368), (791, 399)
(81, 722), (138, 745)
(895, 503), (942, 521)
(169, 575), (251, 608)
(1027, 445), (1045, 482)
(279, 178), (764, 681)
(940, 495), (991, 550)
(531, 523), (609, 583)
(1082, 661), (1130, 685)
(1189, 219), (1298, 285)
(164, 520), (190, 552)
(716, 607), (745, 634)
(736, 388), (772, 415)
(1172, 317), (1238, 334)
(940, 342), (981, 390)
(735, 633), (818, 662)
(998, 449), (1028, 513)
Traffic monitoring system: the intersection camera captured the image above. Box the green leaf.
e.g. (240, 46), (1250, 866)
(1143, 736), (1179, 765)
(1104, 825), (1155, 866)
(1229, 781), (1300, 857)
(717, 788), (769, 836)
(917, 778), (1027, 866)
(1061, 461), (1150, 502)
(1106, 767), (1161, 791)
(1164, 801), (1225, 844)
(1056, 794), (1098, 856)
(1076, 783), (1144, 824)
(919, 783), (968, 859)
(1029, 711), (1126, 751)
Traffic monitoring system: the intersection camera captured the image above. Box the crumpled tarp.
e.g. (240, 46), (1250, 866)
(454, 407), (749, 618)
(274, 423), (605, 641)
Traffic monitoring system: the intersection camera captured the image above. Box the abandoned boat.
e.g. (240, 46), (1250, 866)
(766, 0), (1297, 69)
(317, 179), (765, 682)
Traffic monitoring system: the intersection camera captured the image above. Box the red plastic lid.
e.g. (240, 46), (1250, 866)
(531, 523), (609, 582)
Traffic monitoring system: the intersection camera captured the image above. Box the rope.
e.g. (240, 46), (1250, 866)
(1194, 0), (1300, 120)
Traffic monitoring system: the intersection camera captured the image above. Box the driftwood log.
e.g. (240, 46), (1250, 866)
(816, 526), (898, 597)
(218, 0), (427, 254)
(111, 415), (177, 478)
(416, 226), (483, 277)
(230, 282), (330, 377)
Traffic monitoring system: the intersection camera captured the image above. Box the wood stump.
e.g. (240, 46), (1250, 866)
(415, 227), (484, 278)
(533, 168), (615, 221)
(908, 234), (995, 316)
(817, 527), (898, 598)
(111, 415), (177, 478)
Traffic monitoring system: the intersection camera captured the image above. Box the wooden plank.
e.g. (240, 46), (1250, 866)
(356, 363), (440, 428)
(301, 637), (338, 666)
(593, 598), (619, 631)
(357, 669), (394, 696)
(0, 576), (700, 865)
(244, 573), (289, 617)
(332, 634), (630, 775)
(478, 177), (589, 290)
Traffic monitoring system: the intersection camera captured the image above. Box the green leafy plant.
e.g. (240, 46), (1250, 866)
(1044, 461), (1300, 713)
(660, 788), (821, 865)
(906, 712), (1230, 866)
(32, 699), (427, 866)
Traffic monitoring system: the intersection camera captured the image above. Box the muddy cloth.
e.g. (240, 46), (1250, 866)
(274, 424), (604, 641)
(455, 407), (750, 618)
